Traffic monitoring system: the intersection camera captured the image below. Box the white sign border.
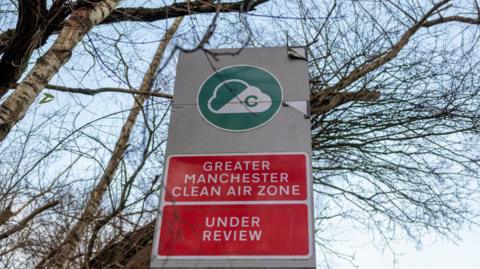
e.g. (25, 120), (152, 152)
(152, 152), (313, 260)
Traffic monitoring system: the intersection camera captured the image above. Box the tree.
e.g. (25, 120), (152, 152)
(1, 0), (480, 268)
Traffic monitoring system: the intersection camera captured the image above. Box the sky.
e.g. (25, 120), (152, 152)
(332, 227), (480, 269)
(2, 1), (479, 268)
(56, 4), (480, 269)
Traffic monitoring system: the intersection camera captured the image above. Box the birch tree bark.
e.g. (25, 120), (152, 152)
(0, 0), (268, 99)
(2, 0), (480, 268)
(35, 17), (184, 269)
(0, 0), (121, 142)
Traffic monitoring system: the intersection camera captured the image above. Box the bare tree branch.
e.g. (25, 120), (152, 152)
(0, 200), (60, 241)
(311, 89), (380, 115)
(0, 0), (122, 142)
(0, 0), (48, 96)
(0, 29), (16, 52)
(1, 0), (480, 267)
(423, 15), (480, 27)
(0, 208), (14, 226)
(311, 0), (451, 113)
(8, 84), (173, 99)
(102, 0), (269, 24)
(86, 221), (155, 269)
(0, 0), (269, 142)
(35, 16), (183, 269)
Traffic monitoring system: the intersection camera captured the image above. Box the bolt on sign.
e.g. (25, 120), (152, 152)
(151, 47), (316, 269)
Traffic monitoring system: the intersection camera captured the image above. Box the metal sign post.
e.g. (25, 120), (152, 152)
(151, 47), (316, 268)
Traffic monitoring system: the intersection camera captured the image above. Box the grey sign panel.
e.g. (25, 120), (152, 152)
(151, 47), (316, 268)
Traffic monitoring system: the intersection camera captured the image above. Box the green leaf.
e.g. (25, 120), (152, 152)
(39, 93), (55, 104)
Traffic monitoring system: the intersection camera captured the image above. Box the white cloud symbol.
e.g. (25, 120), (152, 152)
(207, 79), (272, 114)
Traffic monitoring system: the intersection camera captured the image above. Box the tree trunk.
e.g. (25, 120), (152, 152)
(0, 0), (121, 142)
(86, 221), (155, 269)
(35, 17), (183, 269)
(0, 0), (47, 97)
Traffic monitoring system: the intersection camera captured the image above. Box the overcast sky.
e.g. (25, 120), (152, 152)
(331, 227), (480, 269)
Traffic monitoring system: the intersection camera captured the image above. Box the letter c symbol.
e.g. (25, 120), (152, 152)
(245, 95), (258, 107)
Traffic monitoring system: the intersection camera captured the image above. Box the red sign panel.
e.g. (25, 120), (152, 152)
(158, 204), (310, 257)
(164, 153), (307, 202)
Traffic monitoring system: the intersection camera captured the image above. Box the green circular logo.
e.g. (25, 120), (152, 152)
(197, 65), (283, 132)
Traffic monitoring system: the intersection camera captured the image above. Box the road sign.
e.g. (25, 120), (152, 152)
(157, 153), (312, 259)
(158, 204), (310, 257)
(163, 153), (308, 202)
(198, 65), (283, 132)
(151, 47), (315, 269)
